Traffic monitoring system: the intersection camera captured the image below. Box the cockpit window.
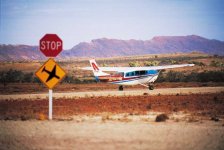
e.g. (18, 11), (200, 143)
(125, 72), (130, 77)
(125, 71), (135, 77)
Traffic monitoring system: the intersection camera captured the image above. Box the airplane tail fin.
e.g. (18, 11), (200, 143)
(89, 59), (109, 79)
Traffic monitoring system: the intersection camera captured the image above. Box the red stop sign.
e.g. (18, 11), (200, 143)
(39, 34), (63, 57)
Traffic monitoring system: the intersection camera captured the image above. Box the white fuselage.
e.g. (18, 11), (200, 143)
(109, 74), (159, 85)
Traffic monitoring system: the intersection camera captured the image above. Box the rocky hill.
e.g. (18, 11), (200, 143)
(68, 35), (224, 57)
(0, 35), (223, 61)
(0, 45), (42, 61)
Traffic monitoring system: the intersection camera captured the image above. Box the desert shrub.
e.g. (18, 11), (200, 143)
(7, 69), (24, 82)
(73, 78), (83, 84)
(165, 71), (185, 82)
(62, 75), (95, 84)
(196, 71), (224, 82)
(0, 69), (97, 84)
(157, 70), (224, 82)
(210, 60), (224, 67)
(0, 71), (7, 86)
(160, 58), (180, 65)
(82, 79), (96, 84)
(129, 61), (140, 67)
(184, 72), (198, 82)
(0, 69), (24, 83)
(63, 75), (75, 83)
(170, 59), (178, 64)
(155, 114), (169, 122)
(0, 70), (35, 84)
(144, 61), (160, 66)
(33, 77), (41, 83)
(102, 63), (108, 67)
(22, 72), (33, 82)
(190, 61), (206, 66)
(63, 76), (86, 84)
(211, 116), (219, 122)
(157, 71), (166, 82)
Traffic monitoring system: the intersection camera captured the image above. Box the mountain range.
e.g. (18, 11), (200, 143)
(0, 35), (224, 61)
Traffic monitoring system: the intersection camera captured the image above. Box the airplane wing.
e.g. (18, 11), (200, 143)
(82, 64), (194, 72)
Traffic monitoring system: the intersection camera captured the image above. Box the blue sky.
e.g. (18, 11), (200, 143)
(0, 0), (224, 49)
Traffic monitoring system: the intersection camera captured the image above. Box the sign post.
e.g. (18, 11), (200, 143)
(36, 34), (65, 120)
(49, 89), (53, 120)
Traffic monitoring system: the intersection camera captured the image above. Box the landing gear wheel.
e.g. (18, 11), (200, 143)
(119, 85), (123, 91)
(148, 84), (154, 90)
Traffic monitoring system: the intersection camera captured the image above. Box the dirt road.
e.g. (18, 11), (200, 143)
(0, 120), (224, 150)
(0, 86), (223, 100)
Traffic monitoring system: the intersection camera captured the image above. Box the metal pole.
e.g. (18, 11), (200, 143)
(49, 89), (53, 120)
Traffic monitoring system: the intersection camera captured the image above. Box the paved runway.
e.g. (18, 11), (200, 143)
(0, 86), (223, 100)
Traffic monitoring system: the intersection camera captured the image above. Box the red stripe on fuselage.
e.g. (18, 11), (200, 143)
(97, 74), (149, 82)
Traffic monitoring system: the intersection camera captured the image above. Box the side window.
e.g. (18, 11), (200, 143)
(140, 70), (146, 75)
(131, 72), (135, 76)
(135, 71), (140, 76)
(126, 72), (135, 77)
(147, 70), (158, 74)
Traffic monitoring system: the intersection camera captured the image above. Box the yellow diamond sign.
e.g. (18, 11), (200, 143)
(35, 58), (66, 89)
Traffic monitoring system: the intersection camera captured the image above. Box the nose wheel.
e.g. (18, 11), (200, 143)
(119, 85), (123, 91)
(148, 84), (154, 90)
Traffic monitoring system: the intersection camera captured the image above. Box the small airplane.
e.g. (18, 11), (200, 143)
(82, 59), (194, 91)
(42, 65), (60, 82)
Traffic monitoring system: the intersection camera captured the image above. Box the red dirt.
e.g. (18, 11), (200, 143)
(0, 93), (223, 120)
